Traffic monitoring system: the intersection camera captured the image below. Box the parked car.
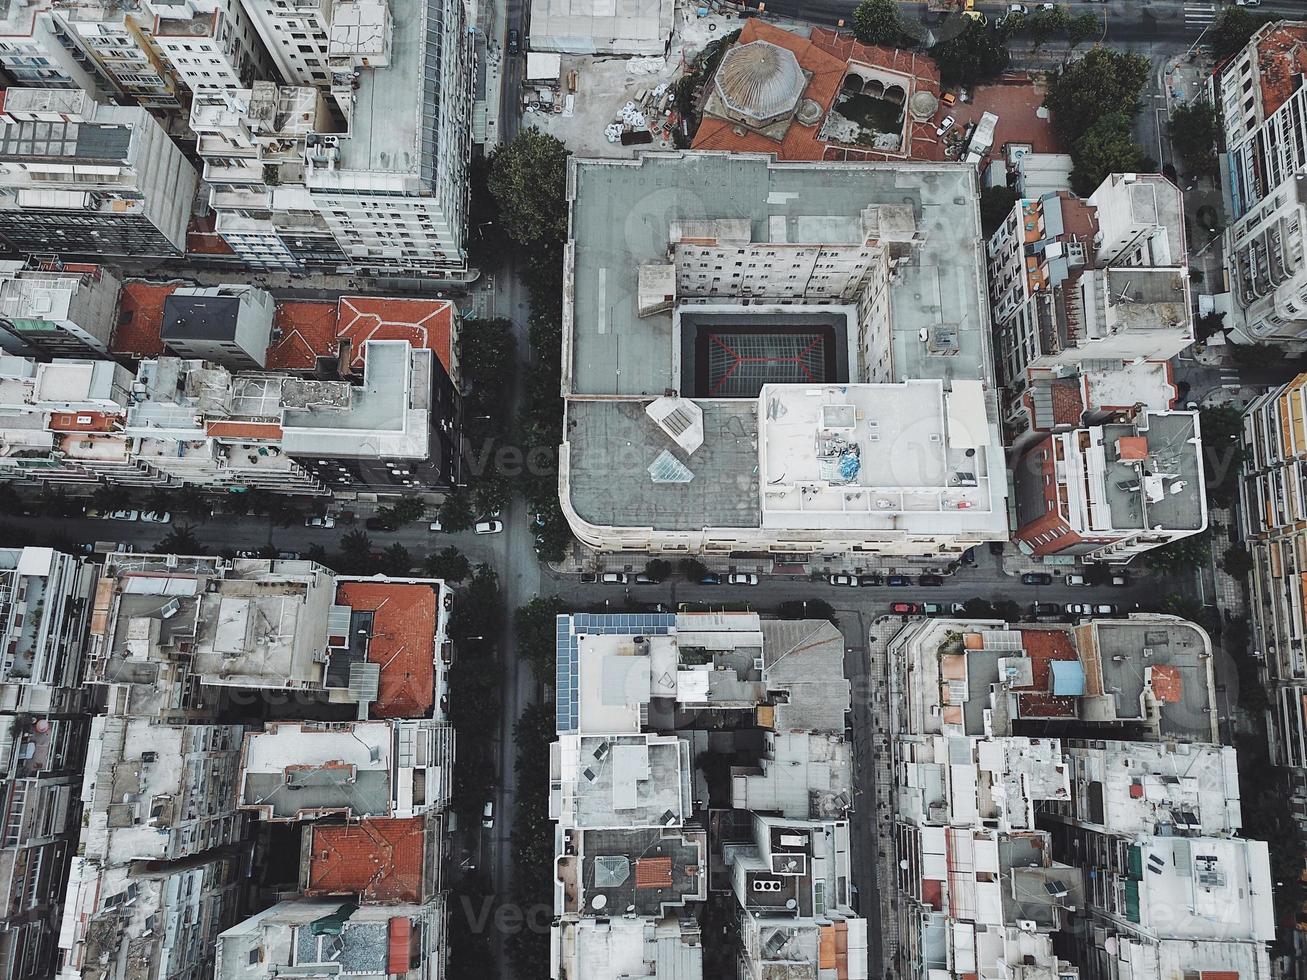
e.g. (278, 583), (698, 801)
(1008, 2), (1029, 13)
(277, 551), (300, 560)
(473, 520), (503, 534)
(891, 601), (920, 615)
(1093, 603), (1119, 615)
(1064, 603), (1091, 616)
(1031, 602), (1062, 616)
(365, 517), (394, 531)
(728, 572), (759, 586)
(140, 510), (171, 524)
(428, 520), (443, 532)
(482, 801), (495, 829)
(634, 574), (657, 585)
(1037, 2), (1057, 9)
(507, 28), (520, 54)
(1234, 0), (1261, 6)
(580, 572), (597, 584)
(105, 509), (139, 521)
(1064, 573), (1087, 586)
(922, 602), (943, 616)
(699, 573), (721, 585)
(1110, 573), (1128, 587)
(305, 514), (336, 528)
(235, 550), (262, 559)
(827, 573), (856, 587)
(919, 574), (944, 586)
(961, 547), (976, 566)
(935, 115), (956, 137)
(950, 602), (967, 615)
(858, 574), (883, 587)
(601, 572), (628, 584)
(1021, 572), (1052, 585)
(887, 575), (911, 587)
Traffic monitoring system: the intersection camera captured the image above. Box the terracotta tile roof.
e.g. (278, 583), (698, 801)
(946, 76), (1063, 160)
(1148, 664), (1184, 704)
(634, 857), (674, 889)
(266, 300), (341, 371)
(335, 581), (438, 719)
(306, 817), (426, 903)
(336, 295), (454, 374)
(1050, 380), (1084, 426)
(1255, 24), (1307, 118)
(49, 411), (120, 432)
(206, 420), (284, 441)
(388, 917), (412, 974)
(1116, 436), (1149, 461)
(112, 281), (181, 357)
(1016, 628), (1079, 718)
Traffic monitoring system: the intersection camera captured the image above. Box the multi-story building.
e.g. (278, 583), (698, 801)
(0, 88), (198, 258)
(0, 0), (108, 93)
(0, 546), (98, 715)
(1240, 372), (1307, 814)
(0, 711), (88, 980)
(1011, 409), (1207, 563)
(237, 719), (453, 822)
(985, 173), (1192, 433)
(561, 151), (1009, 558)
(196, 0), (476, 278)
(159, 284), (273, 370)
(0, 261), (121, 360)
(1215, 20), (1307, 346)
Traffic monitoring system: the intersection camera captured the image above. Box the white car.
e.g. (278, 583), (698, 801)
(827, 574), (857, 587)
(482, 801), (494, 829)
(601, 572), (628, 584)
(428, 520), (443, 532)
(1037, 2), (1056, 9)
(106, 510), (140, 521)
(140, 510), (171, 524)
(474, 520), (503, 534)
(304, 514), (336, 529)
(1234, 0), (1261, 6)
(728, 572), (759, 586)
(1008, 2), (1029, 13)
(1064, 603), (1091, 616)
(936, 115), (956, 137)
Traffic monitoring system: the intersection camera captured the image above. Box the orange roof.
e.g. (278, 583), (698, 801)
(335, 581), (438, 718)
(1050, 380), (1084, 426)
(388, 917), (412, 975)
(819, 924), (837, 970)
(1148, 665), (1184, 704)
(336, 295), (454, 374)
(634, 857), (674, 889)
(306, 817), (426, 903)
(1255, 24), (1307, 118)
(267, 300), (341, 371)
(206, 420), (284, 441)
(1117, 436), (1149, 461)
(185, 214), (237, 256)
(692, 20), (848, 161)
(112, 281), (181, 357)
(48, 411), (119, 433)
(1016, 629), (1079, 719)
(946, 76), (1063, 161)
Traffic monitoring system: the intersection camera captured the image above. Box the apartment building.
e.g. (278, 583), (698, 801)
(237, 719), (453, 822)
(561, 152), (1008, 558)
(0, 261), (121, 360)
(0, 712), (88, 980)
(551, 611), (866, 979)
(159, 284), (273, 370)
(1214, 21), (1307, 346)
(1011, 409), (1207, 564)
(0, 88), (198, 258)
(985, 173), (1192, 432)
(1239, 373), (1307, 817)
(0, 0), (107, 92)
(195, 0), (476, 277)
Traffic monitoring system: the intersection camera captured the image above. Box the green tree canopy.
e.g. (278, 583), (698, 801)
(1045, 46), (1150, 144)
(980, 185), (1019, 238)
(437, 492), (475, 533)
(1168, 102), (1221, 177)
(515, 595), (567, 684)
(424, 545), (470, 583)
(1067, 11), (1100, 50)
(157, 523), (203, 555)
(1222, 544), (1254, 579)
(929, 17), (1010, 89)
(487, 128), (569, 247)
(1209, 8), (1276, 63)
(336, 529), (374, 575)
(851, 0), (903, 46)
(643, 559), (671, 583)
(1145, 531), (1210, 577)
(379, 543), (412, 577)
(1071, 112), (1145, 196)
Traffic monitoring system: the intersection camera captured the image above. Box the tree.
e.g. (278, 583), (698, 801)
(851, 0), (903, 46)
(679, 557), (709, 582)
(266, 495), (305, 528)
(0, 482), (23, 516)
(379, 543), (412, 577)
(1222, 544), (1254, 579)
(437, 492), (475, 533)
(1209, 8), (1276, 63)
(473, 477), (512, 518)
(1195, 311), (1226, 343)
(643, 559), (671, 583)
(1067, 11), (1100, 51)
(90, 483), (132, 515)
(465, 153), (512, 274)
(1045, 47), (1150, 145)
(157, 523), (203, 555)
(424, 545), (471, 583)
(980, 185), (1019, 238)
(379, 495), (426, 528)
(1024, 6), (1068, 50)
(515, 596), (566, 684)
(449, 563), (501, 645)
(1145, 531), (1211, 577)
(38, 486), (78, 519)
(962, 597), (997, 618)
(487, 128), (569, 247)
(1200, 405), (1245, 507)
(306, 543), (329, 566)
(336, 530), (374, 575)
(929, 17), (1009, 88)
(1168, 102), (1220, 178)
(1071, 112), (1145, 196)
(1229, 340), (1282, 370)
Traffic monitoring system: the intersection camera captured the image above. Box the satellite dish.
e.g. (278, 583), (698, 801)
(591, 894), (607, 910)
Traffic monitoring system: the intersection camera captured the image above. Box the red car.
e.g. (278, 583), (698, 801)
(891, 602), (920, 615)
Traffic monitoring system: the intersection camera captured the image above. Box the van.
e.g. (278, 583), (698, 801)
(1064, 573), (1087, 586)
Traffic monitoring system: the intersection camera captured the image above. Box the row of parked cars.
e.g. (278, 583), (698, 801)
(1021, 572), (1128, 586)
(87, 508), (171, 523)
(829, 573), (945, 587)
(585, 571), (761, 586)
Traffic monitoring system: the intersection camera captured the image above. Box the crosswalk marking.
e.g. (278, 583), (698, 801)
(1184, 3), (1217, 31)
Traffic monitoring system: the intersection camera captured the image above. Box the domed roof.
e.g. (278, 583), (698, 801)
(908, 90), (939, 121)
(713, 40), (805, 124)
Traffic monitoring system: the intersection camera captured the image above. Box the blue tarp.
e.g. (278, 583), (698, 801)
(1050, 660), (1086, 696)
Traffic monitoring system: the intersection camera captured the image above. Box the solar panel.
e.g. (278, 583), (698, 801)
(555, 613), (676, 734)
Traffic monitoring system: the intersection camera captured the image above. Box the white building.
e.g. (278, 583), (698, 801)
(0, 0), (107, 93)
(0, 89), (198, 257)
(561, 153), (1008, 559)
(529, 0), (673, 55)
(0, 261), (121, 360)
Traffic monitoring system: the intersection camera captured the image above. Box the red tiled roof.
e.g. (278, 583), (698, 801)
(49, 411), (120, 432)
(267, 300), (341, 371)
(112, 281), (181, 357)
(1255, 24), (1307, 118)
(335, 581), (438, 719)
(634, 857), (674, 889)
(1148, 664), (1184, 704)
(1050, 380), (1084, 427)
(185, 214), (237, 256)
(1116, 436), (1149, 461)
(206, 420), (284, 441)
(336, 295), (454, 374)
(946, 76), (1063, 161)
(388, 916), (412, 974)
(306, 817), (426, 903)
(1016, 629), (1079, 718)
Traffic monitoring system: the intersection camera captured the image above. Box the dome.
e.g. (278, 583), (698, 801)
(714, 40), (805, 125)
(908, 90), (939, 122)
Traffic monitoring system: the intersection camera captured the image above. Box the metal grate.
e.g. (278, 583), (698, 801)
(706, 332), (826, 397)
